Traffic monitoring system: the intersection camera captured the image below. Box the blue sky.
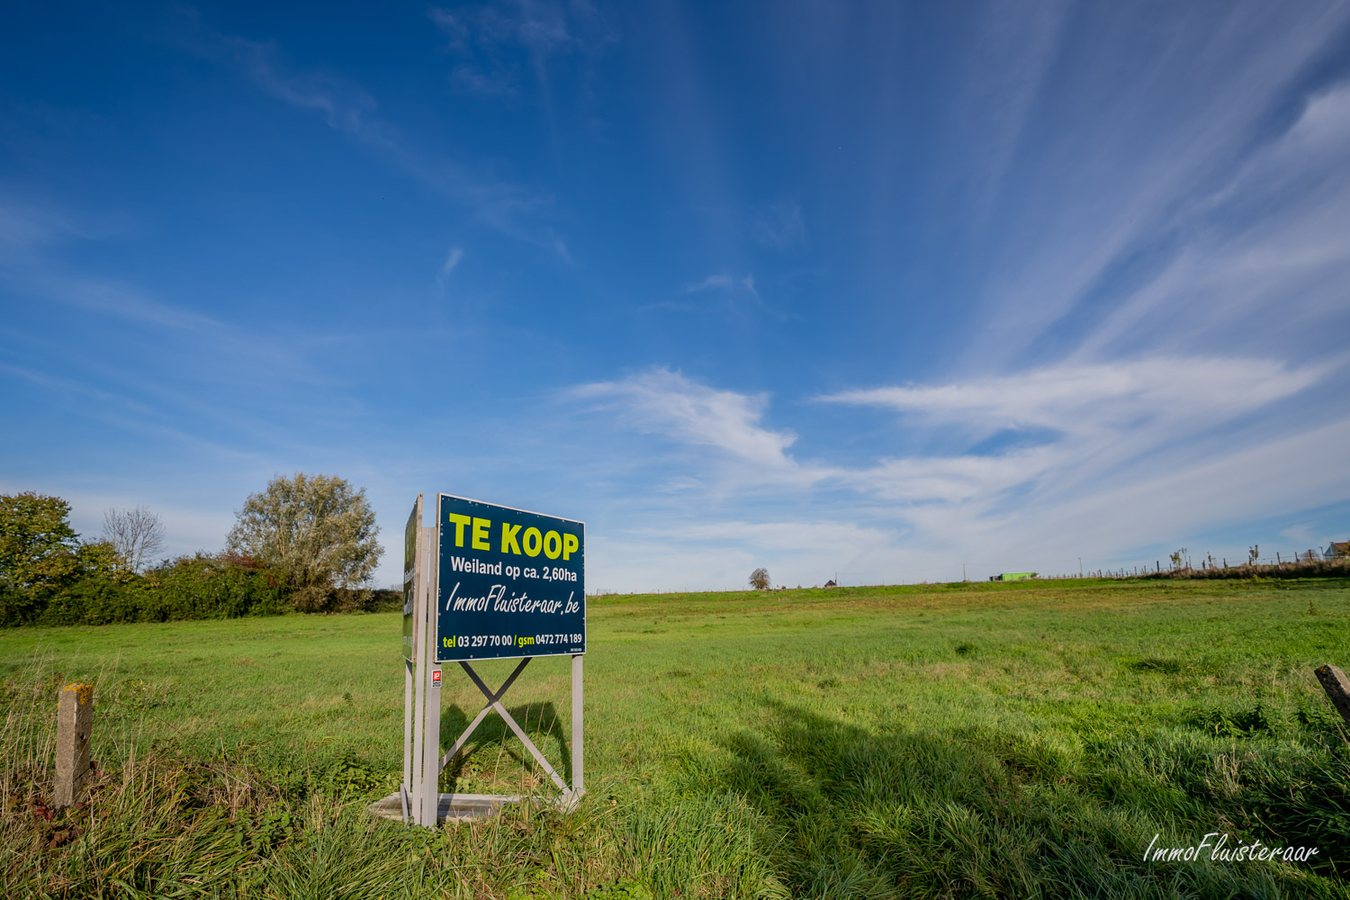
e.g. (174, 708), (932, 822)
(3, 1), (1350, 591)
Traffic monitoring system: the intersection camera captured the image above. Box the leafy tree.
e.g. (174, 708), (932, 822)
(102, 505), (166, 573)
(0, 492), (116, 624)
(226, 473), (382, 610)
(749, 567), (771, 590)
(1, 492), (81, 593)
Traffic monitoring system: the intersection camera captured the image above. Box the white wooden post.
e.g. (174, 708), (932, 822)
(401, 656), (413, 820)
(410, 525), (430, 824)
(571, 654), (584, 800)
(420, 526), (442, 827)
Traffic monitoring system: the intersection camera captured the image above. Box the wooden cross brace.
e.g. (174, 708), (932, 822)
(439, 659), (570, 795)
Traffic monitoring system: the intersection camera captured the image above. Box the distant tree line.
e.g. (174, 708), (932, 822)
(0, 474), (391, 627)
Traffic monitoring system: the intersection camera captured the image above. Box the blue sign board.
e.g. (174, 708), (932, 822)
(435, 494), (585, 662)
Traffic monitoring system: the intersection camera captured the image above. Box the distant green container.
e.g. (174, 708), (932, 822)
(997, 572), (1037, 582)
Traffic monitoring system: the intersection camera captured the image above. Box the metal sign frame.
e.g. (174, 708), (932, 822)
(379, 494), (585, 827)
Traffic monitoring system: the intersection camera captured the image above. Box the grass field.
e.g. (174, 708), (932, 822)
(2, 577), (1348, 898)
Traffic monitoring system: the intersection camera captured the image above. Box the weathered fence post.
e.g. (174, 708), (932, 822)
(55, 682), (94, 809)
(1314, 665), (1350, 731)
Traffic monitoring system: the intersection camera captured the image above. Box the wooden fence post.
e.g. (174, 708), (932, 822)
(1314, 665), (1350, 730)
(55, 682), (94, 809)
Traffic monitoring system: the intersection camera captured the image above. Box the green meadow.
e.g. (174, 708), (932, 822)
(2, 578), (1348, 898)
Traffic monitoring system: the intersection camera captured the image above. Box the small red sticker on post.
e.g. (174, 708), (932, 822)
(432, 669), (441, 687)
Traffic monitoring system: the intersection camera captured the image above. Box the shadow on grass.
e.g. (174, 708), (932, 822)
(439, 700), (571, 792)
(687, 699), (1344, 900)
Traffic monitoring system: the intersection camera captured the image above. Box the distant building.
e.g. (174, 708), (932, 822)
(1327, 541), (1349, 559)
(823, 579), (837, 588)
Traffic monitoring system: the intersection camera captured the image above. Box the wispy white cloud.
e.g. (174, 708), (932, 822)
(846, 449), (1062, 506)
(188, 24), (569, 259)
(552, 236), (574, 266)
(957, 413), (1350, 571)
(820, 357), (1324, 435)
(680, 272), (767, 309)
(0, 197), (77, 255)
(823, 356), (1331, 507)
(1071, 82), (1350, 360)
(429, 0), (616, 107)
(750, 201), (805, 250)
(3, 266), (342, 390)
(1280, 523), (1316, 546)
(438, 246), (464, 284)
(570, 368), (826, 486)
(451, 64), (519, 97)
(947, 0), (1070, 221)
(17, 271), (226, 334)
(428, 8), (470, 50)
(961, 4), (1350, 368)
(0, 208), (378, 456)
(683, 273), (735, 293)
(0, 355), (287, 477)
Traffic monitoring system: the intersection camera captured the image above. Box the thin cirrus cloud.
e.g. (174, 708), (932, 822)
(193, 23), (569, 259)
(820, 357), (1335, 512)
(570, 368), (820, 486)
(2, 259), (336, 392)
(438, 246), (464, 284)
(817, 357), (1325, 435)
(750, 202), (805, 251)
(0, 198), (373, 463)
(961, 9), (1350, 368)
(429, 1), (616, 98)
(682, 274), (735, 293)
(1069, 83), (1350, 362)
(0, 198), (79, 254)
(677, 274), (767, 314)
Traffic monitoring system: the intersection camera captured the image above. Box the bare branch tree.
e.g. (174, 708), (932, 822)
(102, 505), (166, 573)
(749, 567), (771, 591)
